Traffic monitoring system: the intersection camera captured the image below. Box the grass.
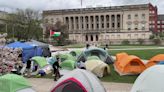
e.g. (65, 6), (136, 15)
(109, 49), (164, 60)
(36, 65), (138, 83)
(100, 65), (138, 83)
(63, 44), (85, 48)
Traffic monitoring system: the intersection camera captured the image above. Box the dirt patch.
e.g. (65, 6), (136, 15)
(28, 78), (132, 92)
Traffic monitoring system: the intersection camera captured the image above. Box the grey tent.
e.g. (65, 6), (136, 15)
(26, 40), (51, 57)
(77, 48), (114, 64)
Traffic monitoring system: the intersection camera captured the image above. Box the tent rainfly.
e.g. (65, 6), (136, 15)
(114, 52), (146, 75)
(77, 48), (114, 64)
(131, 65), (164, 92)
(85, 59), (110, 77)
(146, 54), (164, 68)
(50, 69), (106, 92)
(0, 74), (36, 92)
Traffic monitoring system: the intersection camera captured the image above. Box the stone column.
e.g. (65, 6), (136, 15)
(88, 16), (91, 30)
(94, 15), (96, 30)
(73, 17), (76, 30)
(78, 16), (81, 30)
(120, 14), (123, 31)
(83, 16), (86, 31)
(104, 15), (107, 30)
(99, 15), (101, 29)
(69, 17), (72, 31)
(115, 14), (117, 30)
(110, 15), (112, 30)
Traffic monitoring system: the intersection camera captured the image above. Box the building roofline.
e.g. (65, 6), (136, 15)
(43, 3), (150, 15)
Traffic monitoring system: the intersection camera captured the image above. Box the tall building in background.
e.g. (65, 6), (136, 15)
(157, 15), (164, 32)
(42, 3), (158, 44)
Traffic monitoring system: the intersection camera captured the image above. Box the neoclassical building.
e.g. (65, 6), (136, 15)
(43, 3), (158, 44)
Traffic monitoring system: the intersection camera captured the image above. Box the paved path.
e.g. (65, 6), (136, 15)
(28, 78), (132, 92)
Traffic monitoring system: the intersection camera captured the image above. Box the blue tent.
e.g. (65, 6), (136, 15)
(26, 40), (51, 57)
(7, 42), (36, 63)
(157, 61), (164, 65)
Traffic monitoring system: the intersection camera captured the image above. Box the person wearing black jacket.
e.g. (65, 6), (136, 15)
(53, 57), (61, 81)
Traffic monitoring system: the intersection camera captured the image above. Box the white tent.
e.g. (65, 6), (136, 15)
(131, 65), (164, 92)
(85, 60), (110, 78)
(50, 69), (106, 92)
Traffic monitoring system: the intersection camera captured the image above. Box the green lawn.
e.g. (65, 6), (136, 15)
(63, 44), (85, 48)
(109, 49), (164, 60)
(108, 45), (159, 49)
(100, 65), (138, 83)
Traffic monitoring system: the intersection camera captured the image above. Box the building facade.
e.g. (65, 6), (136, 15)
(43, 3), (157, 44)
(157, 15), (164, 32)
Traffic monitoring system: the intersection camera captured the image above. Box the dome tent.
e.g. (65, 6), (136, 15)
(114, 52), (146, 75)
(146, 54), (164, 68)
(26, 40), (51, 57)
(85, 59), (110, 77)
(0, 74), (35, 92)
(131, 65), (164, 92)
(77, 48), (114, 64)
(50, 69), (106, 92)
(60, 60), (76, 70)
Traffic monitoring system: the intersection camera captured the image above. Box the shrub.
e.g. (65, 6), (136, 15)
(153, 38), (161, 45)
(137, 39), (144, 45)
(122, 40), (130, 45)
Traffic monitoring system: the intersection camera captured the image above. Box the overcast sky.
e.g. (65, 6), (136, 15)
(0, 0), (164, 14)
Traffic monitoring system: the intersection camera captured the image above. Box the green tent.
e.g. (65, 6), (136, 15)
(60, 60), (75, 70)
(31, 56), (47, 68)
(0, 74), (34, 92)
(69, 50), (82, 57)
(58, 54), (76, 62)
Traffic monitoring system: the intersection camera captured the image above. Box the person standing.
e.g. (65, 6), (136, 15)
(53, 57), (61, 81)
(26, 59), (31, 77)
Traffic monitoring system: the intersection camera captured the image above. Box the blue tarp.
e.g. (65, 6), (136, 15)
(26, 40), (50, 57)
(157, 61), (164, 65)
(7, 42), (36, 63)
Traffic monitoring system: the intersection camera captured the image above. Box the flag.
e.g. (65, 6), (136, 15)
(53, 32), (61, 37)
(50, 30), (61, 37)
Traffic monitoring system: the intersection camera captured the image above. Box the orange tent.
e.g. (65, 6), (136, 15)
(146, 54), (164, 68)
(114, 52), (146, 75)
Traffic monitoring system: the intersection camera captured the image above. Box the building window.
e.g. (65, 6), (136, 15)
(128, 14), (131, 19)
(96, 35), (98, 41)
(135, 24), (138, 30)
(142, 24), (145, 30)
(87, 24), (89, 29)
(86, 35), (88, 41)
(112, 23), (115, 28)
(128, 28), (131, 31)
(97, 24), (99, 29)
(107, 23), (109, 28)
(162, 25), (164, 28)
(158, 21), (160, 24)
(91, 35), (93, 41)
(92, 24), (94, 29)
(135, 14), (138, 18)
(102, 24), (104, 28)
(141, 14), (145, 19)
(158, 25), (160, 28)
(118, 23), (120, 28)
